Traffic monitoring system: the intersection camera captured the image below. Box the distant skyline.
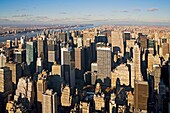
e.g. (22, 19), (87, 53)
(0, 0), (170, 26)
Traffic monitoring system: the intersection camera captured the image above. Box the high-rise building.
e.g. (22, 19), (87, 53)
(133, 44), (142, 80)
(6, 101), (28, 113)
(14, 38), (18, 47)
(36, 57), (43, 74)
(37, 36), (48, 70)
(0, 53), (6, 68)
(26, 41), (37, 75)
(14, 77), (35, 109)
(162, 43), (169, 56)
(50, 63), (62, 94)
(97, 43), (112, 85)
(0, 67), (12, 113)
(61, 85), (72, 107)
(111, 31), (124, 55)
(139, 35), (148, 49)
(111, 64), (130, 87)
(134, 80), (148, 112)
(52, 62), (61, 76)
(5, 62), (22, 93)
(13, 49), (26, 63)
(6, 40), (12, 48)
(123, 32), (131, 41)
(75, 47), (85, 79)
(77, 37), (83, 47)
(148, 53), (154, 72)
(94, 94), (105, 112)
(59, 32), (67, 42)
(37, 71), (48, 113)
(61, 47), (75, 88)
(79, 101), (91, 113)
(42, 89), (57, 113)
(47, 39), (59, 71)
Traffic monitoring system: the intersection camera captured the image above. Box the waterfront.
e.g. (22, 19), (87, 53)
(0, 25), (94, 42)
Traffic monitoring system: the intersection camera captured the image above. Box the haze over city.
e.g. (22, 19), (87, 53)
(0, 0), (170, 25)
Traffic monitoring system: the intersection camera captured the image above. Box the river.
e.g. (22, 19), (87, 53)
(0, 25), (94, 42)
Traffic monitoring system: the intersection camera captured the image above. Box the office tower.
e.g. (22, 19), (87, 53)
(126, 40), (135, 57)
(79, 101), (91, 113)
(61, 85), (72, 107)
(0, 67), (12, 113)
(49, 62), (62, 94)
(0, 53), (6, 68)
(111, 64), (130, 87)
(59, 32), (67, 42)
(123, 32), (131, 41)
(26, 41), (37, 75)
(162, 43), (169, 56)
(91, 63), (98, 72)
(75, 47), (85, 79)
(6, 62), (22, 93)
(95, 35), (108, 43)
(111, 31), (124, 55)
(6, 40), (12, 48)
(148, 39), (155, 54)
(139, 35), (148, 49)
(20, 36), (25, 45)
(148, 53), (154, 72)
(52, 62), (61, 76)
(47, 39), (58, 71)
(37, 71), (48, 113)
(152, 65), (161, 92)
(61, 47), (75, 88)
(109, 93), (116, 113)
(134, 80), (148, 112)
(97, 43), (112, 85)
(14, 77), (35, 109)
(6, 101), (28, 113)
(42, 89), (57, 113)
(13, 49), (26, 63)
(93, 93), (105, 112)
(36, 57), (43, 73)
(133, 44), (142, 80)
(77, 37), (83, 47)
(127, 91), (134, 112)
(14, 38), (18, 47)
(37, 36), (48, 70)
(83, 32), (95, 46)
(5, 48), (13, 62)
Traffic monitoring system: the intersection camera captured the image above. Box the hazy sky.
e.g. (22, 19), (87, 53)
(0, 0), (170, 25)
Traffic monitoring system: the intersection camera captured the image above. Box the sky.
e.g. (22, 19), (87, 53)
(0, 0), (170, 25)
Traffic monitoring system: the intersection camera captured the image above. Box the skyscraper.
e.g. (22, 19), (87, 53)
(36, 57), (43, 74)
(13, 49), (26, 63)
(134, 80), (148, 112)
(97, 43), (112, 85)
(61, 47), (75, 88)
(0, 67), (12, 113)
(47, 39), (58, 71)
(26, 41), (37, 75)
(75, 47), (85, 79)
(37, 71), (48, 113)
(5, 62), (22, 93)
(0, 53), (6, 68)
(111, 31), (124, 55)
(61, 85), (72, 107)
(37, 36), (48, 70)
(14, 77), (35, 109)
(133, 44), (142, 80)
(42, 89), (57, 113)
